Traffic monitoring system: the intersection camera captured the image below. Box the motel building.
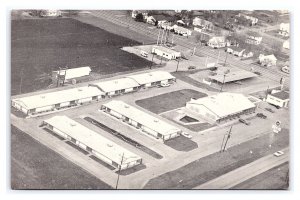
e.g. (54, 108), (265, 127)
(89, 77), (140, 97)
(42, 116), (142, 170)
(52, 66), (92, 84)
(266, 90), (290, 108)
(11, 86), (104, 116)
(127, 71), (176, 88)
(151, 46), (181, 60)
(186, 93), (256, 123)
(101, 100), (182, 142)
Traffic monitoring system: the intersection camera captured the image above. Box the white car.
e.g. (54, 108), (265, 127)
(140, 50), (148, 58)
(181, 132), (192, 139)
(157, 82), (171, 87)
(281, 66), (290, 74)
(273, 151), (284, 157)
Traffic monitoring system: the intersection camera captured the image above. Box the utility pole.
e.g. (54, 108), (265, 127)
(160, 56), (163, 65)
(156, 28), (161, 45)
(220, 74), (226, 92)
(224, 51), (228, 67)
(19, 67), (24, 94)
(216, 50), (221, 64)
(160, 29), (165, 45)
(176, 59), (180, 72)
(222, 126), (233, 152)
(171, 33), (174, 44)
(115, 153), (125, 190)
(150, 53), (155, 69)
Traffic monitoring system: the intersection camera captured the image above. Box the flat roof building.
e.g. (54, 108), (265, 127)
(266, 90), (289, 108)
(89, 78), (140, 96)
(12, 86), (104, 116)
(151, 46), (181, 60)
(127, 71), (176, 88)
(186, 93), (256, 123)
(43, 116), (142, 170)
(101, 100), (182, 141)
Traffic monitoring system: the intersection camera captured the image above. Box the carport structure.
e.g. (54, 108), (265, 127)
(42, 115), (142, 170)
(101, 100), (182, 142)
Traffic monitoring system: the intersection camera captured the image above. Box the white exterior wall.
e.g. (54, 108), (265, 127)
(266, 95), (284, 107)
(109, 110), (123, 119)
(53, 127), (68, 139)
(131, 120), (138, 127)
(161, 80), (168, 84)
(125, 88), (133, 93)
(60, 102), (71, 107)
(78, 97), (92, 104)
(92, 150), (113, 165)
(142, 126), (159, 138)
(35, 105), (53, 113)
(145, 83), (152, 87)
(108, 91), (115, 96)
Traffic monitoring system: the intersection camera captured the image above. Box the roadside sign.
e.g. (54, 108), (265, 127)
(272, 121), (282, 133)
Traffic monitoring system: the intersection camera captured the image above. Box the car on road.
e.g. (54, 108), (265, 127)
(256, 113), (267, 119)
(239, 118), (251, 125)
(265, 108), (275, 113)
(281, 66), (290, 74)
(273, 151), (284, 157)
(188, 66), (196, 70)
(254, 71), (261, 76)
(157, 82), (171, 87)
(181, 132), (192, 139)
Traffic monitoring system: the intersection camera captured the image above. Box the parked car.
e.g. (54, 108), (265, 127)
(181, 132), (192, 139)
(273, 151), (284, 157)
(239, 118), (251, 125)
(157, 82), (171, 88)
(265, 108), (275, 113)
(281, 66), (290, 74)
(140, 50), (148, 58)
(188, 66), (196, 70)
(254, 71), (261, 76)
(256, 113), (267, 119)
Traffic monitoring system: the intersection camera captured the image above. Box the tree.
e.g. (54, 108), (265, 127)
(135, 13), (144, 22)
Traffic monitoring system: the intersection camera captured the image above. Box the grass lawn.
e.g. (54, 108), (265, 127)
(11, 18), (152, 95)
(11, 125), (112, 189)
(143, 128), (289, 189)
(135, 89), (208, 114)
(232, 162), (289, 189)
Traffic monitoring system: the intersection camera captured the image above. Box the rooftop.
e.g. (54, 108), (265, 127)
(152, 45), (181, 55)
(12, 86), (103, 110)
(270, 91), (289, 100)
(208, 68), (258, 83)
(90, 77), (140, 93)
(127, 70), (175, 85)
(44, 116), (141, 165)
(187, 93), (256, 118)
(103, 100), (181, 136)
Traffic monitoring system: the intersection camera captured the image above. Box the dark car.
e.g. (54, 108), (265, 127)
(254, 71), (261, 76)
(239, 118), (251, 125)
(256, 113), (267, 119)
(188, 66), (196, 70)
(265, 108), (275, 113)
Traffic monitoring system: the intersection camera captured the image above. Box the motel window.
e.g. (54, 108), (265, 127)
(70, 100), (76, 105)
(125, 117), (129, 121)
(70, 137), (76, 143)
(157, 133), (162, 138)
(112, 161), (119, 168)
(86, 146), (93, 152)
(151, 82), (156, 86)
(55, 103), (60, 108)
(92, 96), (97, 100)
(120, 89), (125, 93)
(107, 108), (111, 112)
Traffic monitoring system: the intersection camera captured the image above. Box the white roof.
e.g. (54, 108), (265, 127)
(44, 116), (141, 165)
(53, 66), (91, 80)
(12, 86), (103, 110)
(103, 100), (181, 136)
(90, 78), (140, 93)
(187, 93), (255, 118)
(127, 71), (175, 85)
(209, 37), (226, 44)
(261, 54), (277, 61)
(152, 45), (180, 55)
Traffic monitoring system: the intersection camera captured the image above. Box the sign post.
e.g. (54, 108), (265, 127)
(272, 120), (282, 133)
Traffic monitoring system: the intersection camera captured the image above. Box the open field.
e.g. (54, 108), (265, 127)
(11, 18), (152, 95)
(135, 89), (208, 114)
(11, 125), (112, 189)
(143, 128), (289, 189)
(232, 162), (289, 189)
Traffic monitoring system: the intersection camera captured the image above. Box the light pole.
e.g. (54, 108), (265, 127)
(220, 74), (226, 92)
(115, 153), (125, 190)
(176, 59), (180, 72)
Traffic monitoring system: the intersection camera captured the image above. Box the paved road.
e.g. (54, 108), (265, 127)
(194, 147), (289, 189)
(87, 10), (289, 88)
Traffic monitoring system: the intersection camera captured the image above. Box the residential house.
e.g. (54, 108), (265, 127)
(207, 36), (226, 49)
(283, 40), (290, 49)
(193, 17), (214, 32)
(245, 32), (262, 45)
(258, 54), (277, 67)
(279, 23), (290, 37)
(238, 13), (258, 25)
(243, 50), (254, 58)
(173, 25), (192, 36)
(226, 46), (245, 57)
(146, 16), (156, 25)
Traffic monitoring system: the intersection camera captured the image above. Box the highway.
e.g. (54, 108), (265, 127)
(87, 10), (289, 88)
(194, 147), (289, 189)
